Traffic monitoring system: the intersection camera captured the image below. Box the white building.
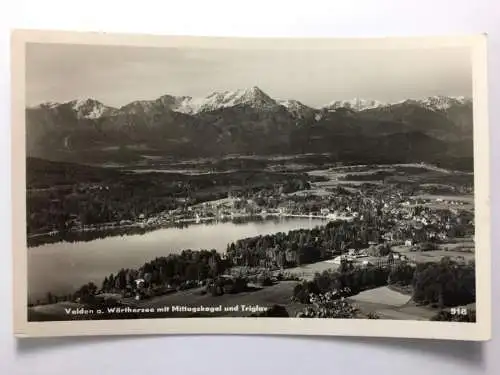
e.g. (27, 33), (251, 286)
(348, 249), (358, 256)
(329, 255), (355, 265)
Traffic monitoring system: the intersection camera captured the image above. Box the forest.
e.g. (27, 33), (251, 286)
(26, 157), (313, 236)
(292, 257), (475, 310)
(37, 249), (231, 306)
(224, 217), (442, 269)
(226, 220), (374, 268)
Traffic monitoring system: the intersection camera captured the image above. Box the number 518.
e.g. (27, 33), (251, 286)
(451, 307), (467, 315)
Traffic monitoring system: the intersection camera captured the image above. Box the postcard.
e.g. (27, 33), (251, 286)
(11, 30), (491, 340)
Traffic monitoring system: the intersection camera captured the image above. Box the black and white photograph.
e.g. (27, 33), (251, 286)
(11, 31), (491, 339)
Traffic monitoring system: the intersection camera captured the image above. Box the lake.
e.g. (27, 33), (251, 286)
(28, 218), (325, 301)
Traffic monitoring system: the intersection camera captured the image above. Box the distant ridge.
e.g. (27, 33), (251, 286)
(30, 86), (472, 118)
(26, 86), (473, 169)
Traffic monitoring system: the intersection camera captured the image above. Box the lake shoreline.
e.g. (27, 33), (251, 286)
(27, 217), (331, 300)
(27, 213), (351, 248)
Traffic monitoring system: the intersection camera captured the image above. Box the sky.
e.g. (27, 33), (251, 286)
(25, 42), (473, 108)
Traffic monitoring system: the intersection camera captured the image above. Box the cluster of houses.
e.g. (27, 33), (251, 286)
(71, 180), (473, 254)
(328, 248), (369, 264)
(326, 247), (410, 269)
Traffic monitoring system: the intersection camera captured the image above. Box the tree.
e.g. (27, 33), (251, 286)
(46, 292), (54, 304)
(298, 299), (359, 319)
(102, 276), (109, 291)
(208, 255), (219, 277)
(185, 263), (200, 281)
(412, 258), (475, 307)
(339, 258), (352, 273)
(87, 282), (98, 295)
(387, 263), (414, 286)
(108, 274), (115, 291)
(75, 282), (97, 302)
(257, 273), (273, 286)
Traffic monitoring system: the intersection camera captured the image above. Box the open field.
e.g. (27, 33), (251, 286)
(413, 194), (474, 202)
(124, 280), (300, 315)
(278, 261), (340, 281)
(402, 250), (475, 264)
(393, 239), (475, 263)
(411, 194), (474, 211)
(347, 286), (436, 320)
(28, 281), (303, 320)
(31, 301), (83, 315)
(308, 163), (473, 189)
(110, 153), (337, 175)
(348, 286), (411, 305)
(409, 201), (474, 212)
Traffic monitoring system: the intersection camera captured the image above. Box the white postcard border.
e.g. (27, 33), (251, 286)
(11, 30), (491, 340)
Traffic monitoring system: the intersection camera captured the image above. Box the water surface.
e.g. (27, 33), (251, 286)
(28, 218), (324, 301)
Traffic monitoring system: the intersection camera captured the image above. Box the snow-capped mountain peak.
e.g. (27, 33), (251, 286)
(141, 86), (279, 115)
(193, 86), (277, 113)
(322, 96), (471, 112)
(69, 98), (115, 119)
(325, 98), (385, 111)
(416, 96), (472, 111)
(277, 99), (314, 117)
(119, 100), (155, 114)
(154, 95), (194, 114)
(115, 87), (279, 115)
(30, 91), (473, 120)
(278, 99), (305, 110)
(35, 101), (60, 110)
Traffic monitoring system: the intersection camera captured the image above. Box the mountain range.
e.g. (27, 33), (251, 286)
(26, 86), (474, 169)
